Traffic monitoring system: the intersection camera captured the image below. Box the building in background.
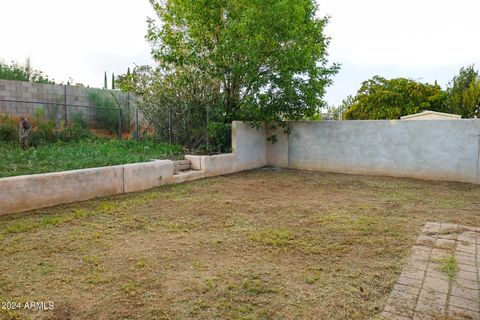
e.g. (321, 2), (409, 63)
(400, 110), (461, 120)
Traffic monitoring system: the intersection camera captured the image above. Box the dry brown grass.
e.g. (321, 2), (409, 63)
(1, 169), (480, 319)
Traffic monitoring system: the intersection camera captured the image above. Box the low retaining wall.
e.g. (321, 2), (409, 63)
(0, 161), (174, 215)
(123, 161), (175, 193)
(0, 121), (267, 215)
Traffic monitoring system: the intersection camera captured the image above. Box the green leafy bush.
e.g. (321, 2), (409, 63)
(0, 58), (54, 84)
(59, 113), (92, 142)
(88, 90), (120, 134)
(207, 121), (231, 154)
(30, 108), (56, 146)
(59, 125), (92, 142)
(0, 114), (18, 142)
(70, 112), (88, 129)
(28, 131), (44, 147)
(128, 67), (218, 152)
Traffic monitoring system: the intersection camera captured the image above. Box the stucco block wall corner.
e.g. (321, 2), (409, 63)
(231, 121), (267, 170)
(266, 123), (289, 168)
(477, 134), (480, 185)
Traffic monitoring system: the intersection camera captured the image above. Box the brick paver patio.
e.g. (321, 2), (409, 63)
(381, 222), (480, 319)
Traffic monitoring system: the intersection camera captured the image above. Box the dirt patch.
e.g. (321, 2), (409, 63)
(1, 169), (479, 319)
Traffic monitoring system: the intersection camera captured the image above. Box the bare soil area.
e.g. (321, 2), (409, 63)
(1, 169), (479, 319)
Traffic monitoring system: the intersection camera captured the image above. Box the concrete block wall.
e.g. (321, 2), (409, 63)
(266, 120), (480, 184)
(0, 79), (135, 126)
(233, 121), (267, 170)
(266, 124), (289, 168)
(0, 80), (67, 118)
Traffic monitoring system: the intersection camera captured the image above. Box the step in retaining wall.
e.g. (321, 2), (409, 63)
(0, 122), (267, 215)
(174, 160), (192, 172)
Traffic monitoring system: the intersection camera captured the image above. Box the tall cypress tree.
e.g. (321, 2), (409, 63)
(112, 72), (115, 90)
(104, 71), (108, 89)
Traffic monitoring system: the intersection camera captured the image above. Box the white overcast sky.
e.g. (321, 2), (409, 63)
(1, 0), (479, 106)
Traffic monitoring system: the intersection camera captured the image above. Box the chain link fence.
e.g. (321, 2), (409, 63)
(0, 90), (142, 141)
(139, 100), (232, 154)
(0, 81), (231, 152)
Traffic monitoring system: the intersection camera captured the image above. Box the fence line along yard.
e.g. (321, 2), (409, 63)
(0, 79), (141, 139)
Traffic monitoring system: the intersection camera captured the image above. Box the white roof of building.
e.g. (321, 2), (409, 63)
(400, 110), (461, 120)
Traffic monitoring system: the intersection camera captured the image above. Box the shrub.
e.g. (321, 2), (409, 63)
(130, 67), (218, 152)
(70, 112), (88, 129)
(31, 108), (56, 145)
(55, 112), (91, 142)
(343, 76), (448, 120)
(207, 121), (232, 154)
(0, 58), (55, 84)
(60, 116), (91, 142)
(88, 90), (120, 134)
(59, 125), (92, 142)
(0, 114), (18, 142)
(28, 131), (44, 147)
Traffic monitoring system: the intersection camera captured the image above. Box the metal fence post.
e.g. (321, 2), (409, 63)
(135, 107), (139, 142)
(107, 90), (123, 140)
(64, 85), (68, 127)
(206, 105), (210, 153)
(169, 106), (172, 144)
(127, 92), (131, 133)
(53, 102), (59, 130)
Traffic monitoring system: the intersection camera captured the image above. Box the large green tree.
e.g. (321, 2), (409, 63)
(343, 76), (448, 120)
(144, 0), (338, 126)
(447, 65), (480, 118)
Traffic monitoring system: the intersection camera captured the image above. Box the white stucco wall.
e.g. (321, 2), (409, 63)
(266, 120), (480, 184)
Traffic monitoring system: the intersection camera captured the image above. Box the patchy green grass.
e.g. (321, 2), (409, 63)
(250, 228), (296, 247)
(243, 277), (278, 296)
(439, 256), (457, 282)
(0, 170), (480, 319)
(0, 138), (183, 178)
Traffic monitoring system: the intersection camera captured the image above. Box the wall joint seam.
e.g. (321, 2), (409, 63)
(477, 135), (480, 184)
(122, 166), (125, 194)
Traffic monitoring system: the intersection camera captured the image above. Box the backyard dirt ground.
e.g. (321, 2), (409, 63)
(1, 169), (480, 320)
